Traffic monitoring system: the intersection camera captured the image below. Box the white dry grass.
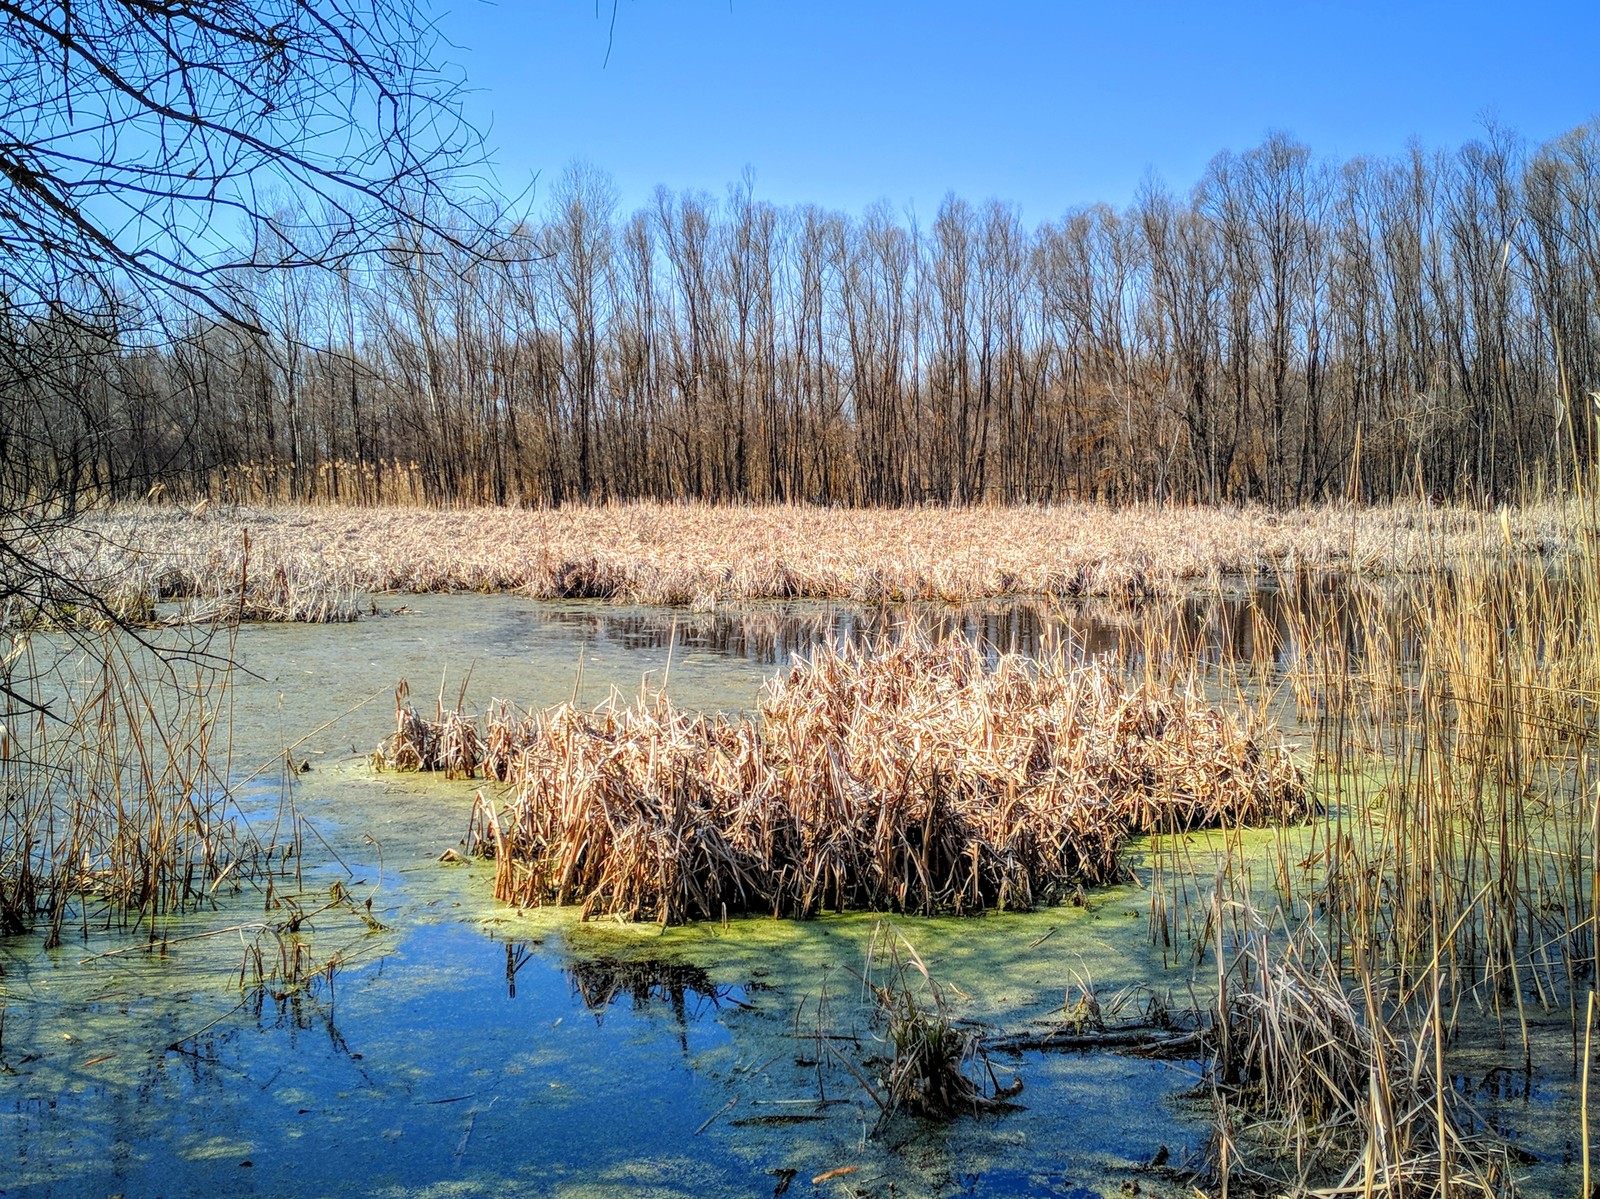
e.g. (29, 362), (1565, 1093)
(29, 498), (1584, 622)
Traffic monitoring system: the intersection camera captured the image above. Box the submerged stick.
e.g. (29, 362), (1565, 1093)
(693, 1096), (738, 1136)
(983, 1028), (1203, 1055)
(812, 1166), (859, 1184)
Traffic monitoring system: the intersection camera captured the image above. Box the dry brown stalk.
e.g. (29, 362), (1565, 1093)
(434, 636), (1309, 923)
(0, 629), (293, 941)
(372, 678), (485, 779)
(863, 926), (1023, 1120)
(1211, 911), (1517, 1197)
(25, 499), (1585, 625)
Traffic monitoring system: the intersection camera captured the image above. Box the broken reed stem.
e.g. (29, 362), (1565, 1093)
(1585, 990), (1595, 1199)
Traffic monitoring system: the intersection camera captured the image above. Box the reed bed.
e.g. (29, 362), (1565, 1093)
(1267, 541), (1600, 1023)
(1140, 512), (1600, 1195)
(0, 629), (291, 943)
(13, 517), (362, 629)
(424, 636), (1310, 923)
(29, 498), (1585, 625)
(1210, 911), (1515, 1197)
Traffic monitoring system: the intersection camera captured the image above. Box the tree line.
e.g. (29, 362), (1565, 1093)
(9, 122), (1600, 508)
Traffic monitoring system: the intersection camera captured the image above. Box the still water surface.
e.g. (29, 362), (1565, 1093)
(0, 592), (1560, 1196)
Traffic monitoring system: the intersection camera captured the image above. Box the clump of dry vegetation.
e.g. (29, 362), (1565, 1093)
(372, 680), (483, 777)
(234, 880), (389, 1016)
(423, 636), (1309, 922)
(863, 927), (1023, 1120)
(0, 630), (290, 943)
(26, 499), (1584, 625)
(1209, 912), (1516, 1197)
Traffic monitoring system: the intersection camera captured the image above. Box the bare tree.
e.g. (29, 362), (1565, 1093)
(0, 1), (475, 320)
(14, 103), (1600, 516)
(0, 0), (481, 715)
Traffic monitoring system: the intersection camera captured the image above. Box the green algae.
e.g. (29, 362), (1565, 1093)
(1, 595), (1220, 1199)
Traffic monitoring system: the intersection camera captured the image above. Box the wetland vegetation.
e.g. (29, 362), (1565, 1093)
(6, 5), (1600, 1197)
(9, 511), (1600, 1197)
(15, 498), (1580, 624)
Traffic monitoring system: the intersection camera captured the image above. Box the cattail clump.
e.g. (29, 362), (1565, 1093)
(456, 637), (1309, 923)
(373, 682), (484, 778)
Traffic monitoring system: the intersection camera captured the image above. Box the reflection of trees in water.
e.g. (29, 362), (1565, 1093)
(506, 941), (730, 1021)
(539, 599), (1162, 665)
(566, 957), (713, 1024)
(534, 579), (1392, 676)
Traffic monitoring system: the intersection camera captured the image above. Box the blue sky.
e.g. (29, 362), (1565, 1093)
(436, 1), (1600, 222)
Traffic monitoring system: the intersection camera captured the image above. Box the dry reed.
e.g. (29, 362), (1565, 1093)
(27, 498), (1586, 625)
(372, 680), (483, 778)
(1210, 907), (1516, 1197)
(441, 635), (1309, 922)
(0, 628), (292, 943)
(1153, 502), (1600, 1197)
(236, 880), (388, 1012)
(863, 926), (1022, 1120)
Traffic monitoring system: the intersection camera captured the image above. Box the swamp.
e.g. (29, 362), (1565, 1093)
(8, 7), (1600, 1195)
(6, 502), (1599, 1198)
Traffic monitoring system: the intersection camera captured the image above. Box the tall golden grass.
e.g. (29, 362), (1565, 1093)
(1178, 507), (1600, 1195)
(1269, 534), (1600, 1022)
(378, 635), (1311, 922)
(31, 498), (1584, 624)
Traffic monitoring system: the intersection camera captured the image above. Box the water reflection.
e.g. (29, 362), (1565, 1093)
(530, 572), (1399, 679)
(505, 942), (751, 1026)
(562, 954), (751, 1024)
(20, 573), (1569, 1197)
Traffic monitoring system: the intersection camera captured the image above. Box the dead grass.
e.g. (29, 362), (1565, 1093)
(0, 628), (293, 943)
(372, 680), (483, 778)
(862, 925), (1023, 1120)
(1170, 511), (1600, 1196)
(30, 498), (1586, 622)
(419, 635), (1310, 922)
(1210, 907), (1517, 1197)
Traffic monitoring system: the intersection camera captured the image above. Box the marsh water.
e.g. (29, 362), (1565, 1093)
(0, 591), (1576, 1196)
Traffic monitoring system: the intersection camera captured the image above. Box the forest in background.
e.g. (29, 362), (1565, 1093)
(8, 123), (1600, 509)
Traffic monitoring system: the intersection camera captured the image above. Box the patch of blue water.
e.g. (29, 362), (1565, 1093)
(2, 912), (1202, 1197)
